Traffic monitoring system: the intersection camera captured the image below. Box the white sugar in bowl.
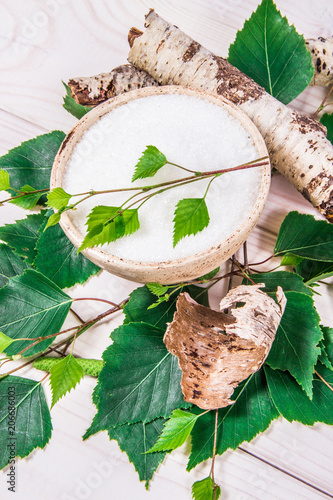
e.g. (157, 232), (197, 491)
(51, 86), (270, 284)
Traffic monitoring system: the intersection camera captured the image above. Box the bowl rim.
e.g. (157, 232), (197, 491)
(51, 85), (271, 281)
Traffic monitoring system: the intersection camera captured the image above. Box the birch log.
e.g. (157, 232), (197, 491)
(306, 36), (333, 86)
(68, 64), (158, 106)
(128, 11), (333, 222)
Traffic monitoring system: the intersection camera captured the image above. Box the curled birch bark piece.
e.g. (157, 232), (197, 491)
(68, 64), (159, 106)
(164, 285), (286, 409)
(128, 11), (333, 222)
(306, 36), (333, 86)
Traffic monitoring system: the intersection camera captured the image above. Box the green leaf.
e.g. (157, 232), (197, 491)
(265, 364), (333, 424)
(0, 131), (65, 205)
(173, 197), (210, 247)
(228, 0), (313, 104)
(320, 113), (333, 144)
(0, 169), (11, 191)
(296, 259), (333, 284)
(0, 244), (30, 288)
(0, 269), (72, 356)
(0, 331), (14, 352)
(84, 322), (190, 438)
(33, 357), (104, 377)
(79, 206), (140, 251)
(132, 146), (167, 181)
(147, 295), (171, 310)
(123, 285), (177, 328)
(9, 185), (43, 210)
(318, 327), (333, 371)
(0, 375), (52, 470)
(243, 270), (312, 296)
(34, 211), (100, 288)
(47, 187), (71, 211)
(49, 354), (84, 408)
(62, 81), (92, 119)
(280, 253), (304, 267)
(274, 211), (333, 261)
(146, 282), (170, 297)
(123, 284), (209, 329)
(198, 267), (220, 281)
(44, 211), (61, 230)
(148, 409), (205, 453)
(322, 326), (333, 361)
(108, 418), (167, 488)
(192, 477), (221, 500)
(188, 370), (279, 471)
(266, 291), (322, 398)
(0, 211), (47, 264)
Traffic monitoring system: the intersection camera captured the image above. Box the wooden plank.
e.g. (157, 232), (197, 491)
(0, 110), (47, 155)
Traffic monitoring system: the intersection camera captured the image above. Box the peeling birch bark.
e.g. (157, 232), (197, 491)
(164, 285), (286, 409)
(128, 11), (333, 222)
(306, 36), (333, 87)
(68, 64), (158, 106)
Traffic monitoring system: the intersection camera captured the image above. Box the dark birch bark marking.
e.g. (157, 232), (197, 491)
(306, 36), (333, 86)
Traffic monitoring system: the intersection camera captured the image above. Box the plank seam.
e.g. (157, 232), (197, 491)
(239, 446), (333, 498)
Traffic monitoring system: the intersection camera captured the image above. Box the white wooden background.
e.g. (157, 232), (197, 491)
(0, 1), (333, 499)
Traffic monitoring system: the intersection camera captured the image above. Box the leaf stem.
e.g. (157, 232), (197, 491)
(315, 369), (333, 392)
(203, 176), (216, 199)
(311, 84), (333, 119)
(167, 161), (198, 174)
(210, 408), (219, 499)
(70, 330), (78, 354)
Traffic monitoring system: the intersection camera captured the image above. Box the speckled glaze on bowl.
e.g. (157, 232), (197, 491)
(51, 86), (270, 284)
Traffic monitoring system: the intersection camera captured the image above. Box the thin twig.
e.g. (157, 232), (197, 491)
(227, 257), (236, 292)
(0, 188), (49, 204)
(70, 330), (79, 354)
(0, 299), (128, 378)
(0, 358), (12, 369)
(312, 84), (333, 119)
(245, 255), (274, 267)
(64, 157), (269, 213)
(243, 241), (249, 273)
(210, 409), (219, 499)
(72, 297), (119, 307)
(69, 307), (85, 324)
(40, 373), (50, 384)
(230, 258), (256, 285)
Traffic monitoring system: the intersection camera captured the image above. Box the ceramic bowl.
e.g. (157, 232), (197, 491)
(51, 86), (270, 284)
